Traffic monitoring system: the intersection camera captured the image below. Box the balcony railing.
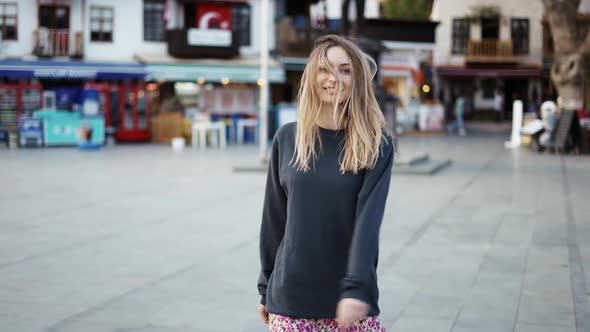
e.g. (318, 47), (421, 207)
(466, 39), (517, 64)
(33, 29), (83, 58)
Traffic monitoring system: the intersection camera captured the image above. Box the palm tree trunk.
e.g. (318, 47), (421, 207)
(543, 0), (590, 109)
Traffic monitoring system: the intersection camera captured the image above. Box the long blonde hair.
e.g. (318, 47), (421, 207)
(293, 34), (388, 174)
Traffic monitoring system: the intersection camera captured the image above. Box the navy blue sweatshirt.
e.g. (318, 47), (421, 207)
(257, 122), (394, 319)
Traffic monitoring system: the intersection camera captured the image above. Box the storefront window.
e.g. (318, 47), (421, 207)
(198, 86), (256, 114)
(137, 90), (147, 129)
(110, 88), (120, 128)
(123, 88), (134, 129)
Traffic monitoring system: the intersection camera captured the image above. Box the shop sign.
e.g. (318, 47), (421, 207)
(187, 28), (231, 47)
(34, 68), (97, 79)
(381, 53), (416, 68)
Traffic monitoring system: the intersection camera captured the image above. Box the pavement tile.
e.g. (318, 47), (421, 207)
(2, 128), (589, 331)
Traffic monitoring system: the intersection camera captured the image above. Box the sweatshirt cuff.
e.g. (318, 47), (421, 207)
(340, 288), (370, 305)
(260, 295), (267, 305)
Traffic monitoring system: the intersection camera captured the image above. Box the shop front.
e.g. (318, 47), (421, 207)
(0, 59), (152, 146)
(140, 55), (285, 144)
(435, 65), (542, 122)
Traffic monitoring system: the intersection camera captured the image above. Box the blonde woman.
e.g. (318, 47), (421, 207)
(257, 35), (394, 332)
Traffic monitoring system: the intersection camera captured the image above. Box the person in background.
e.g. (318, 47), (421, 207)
(529, 89), (540, 114)
(447, 92), (466, 136)
(539, 100), (558, 148)
(374, 83), (398, 134)
(494, 89), (504, 122)
(257, 35), (394, 332)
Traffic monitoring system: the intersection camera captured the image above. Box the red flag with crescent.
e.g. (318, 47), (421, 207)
(196, 4), (232, 30)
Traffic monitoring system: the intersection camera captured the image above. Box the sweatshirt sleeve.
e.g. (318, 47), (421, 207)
(257, 135), (288, 305)
(341, 133), (394, 304)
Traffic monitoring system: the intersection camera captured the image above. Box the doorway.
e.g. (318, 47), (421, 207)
(38, 5), (70, 56)
(39, 5), (70, 29)
(481, 17), (499, 39)
(504, 78), (528, 119)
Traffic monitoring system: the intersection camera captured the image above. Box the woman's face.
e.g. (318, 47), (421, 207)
(316, 46), (352, 107)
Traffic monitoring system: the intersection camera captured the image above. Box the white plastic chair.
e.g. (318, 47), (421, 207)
(236, 118), (259, 145)
(192, 122), (227, 149)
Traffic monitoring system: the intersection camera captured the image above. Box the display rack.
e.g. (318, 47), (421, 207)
(21, 87), (42, 117)
(0, 83), (43, 144)
(0, 85), (18, 143)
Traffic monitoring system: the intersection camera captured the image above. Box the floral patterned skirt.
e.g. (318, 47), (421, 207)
(268, 313), (386, 332)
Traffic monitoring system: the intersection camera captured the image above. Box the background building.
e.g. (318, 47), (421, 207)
(431, 0), (544, 121)
(0, 0), (285, 144)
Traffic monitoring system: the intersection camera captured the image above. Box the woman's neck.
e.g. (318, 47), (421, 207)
(316, 104), (344, 130)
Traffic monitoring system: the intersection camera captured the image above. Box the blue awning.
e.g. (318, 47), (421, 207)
(0, 60), (148, 80)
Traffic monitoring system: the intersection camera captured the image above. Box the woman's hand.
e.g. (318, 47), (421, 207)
(258, 304), (269, 324)
(336, 298), (369, 331)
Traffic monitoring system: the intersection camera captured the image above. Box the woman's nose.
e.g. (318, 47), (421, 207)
(327, 74), (336, 83)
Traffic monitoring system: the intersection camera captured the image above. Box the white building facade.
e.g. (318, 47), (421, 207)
(0, 0), (285, 145)
(431, 0), (545, 118)
(0, 0), (276, 63)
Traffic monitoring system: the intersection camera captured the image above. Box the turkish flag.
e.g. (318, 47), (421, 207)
(196, 4), (232, 30)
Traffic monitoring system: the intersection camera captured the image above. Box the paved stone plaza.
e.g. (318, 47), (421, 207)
(1, 125), (589, 332)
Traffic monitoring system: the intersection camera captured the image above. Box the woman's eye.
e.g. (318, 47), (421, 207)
(319, 66), (327, 72)
(340, 69), (351, 75)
